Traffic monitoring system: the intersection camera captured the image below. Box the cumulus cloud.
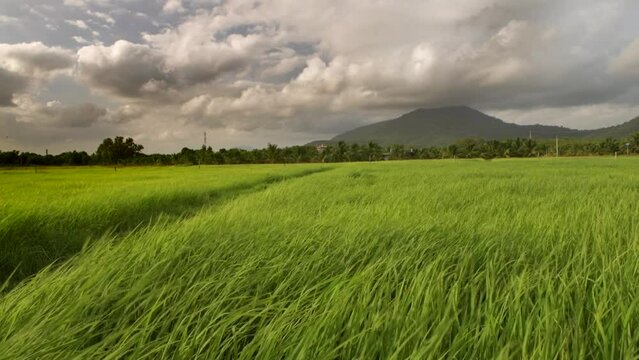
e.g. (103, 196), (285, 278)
(0, 42), (75, 77)
(37, 101), (108, 127)
(0, 42), (75, 107)
(77, 40), (170, 98)
(163, 0), (186, 14)
(176, 17), (564, 130)
(105, 104), (146, 123)
(4, 0), (639, 152)
(77, 14), (276, 99)
(143, 15), (267, 86)
(12, 99), (108, 128)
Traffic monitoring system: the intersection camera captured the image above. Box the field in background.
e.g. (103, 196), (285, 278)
(1, 158), (638, 358)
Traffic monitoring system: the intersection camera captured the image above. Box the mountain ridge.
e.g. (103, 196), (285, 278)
(309, 106), (639, 147)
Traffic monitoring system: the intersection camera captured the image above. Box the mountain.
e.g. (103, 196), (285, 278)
(580, 116), (639, 140)
(313, 106), (639, 147)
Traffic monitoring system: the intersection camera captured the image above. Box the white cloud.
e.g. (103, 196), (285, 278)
(0, 15), (19, 25)
(0, 42), (75, 77)
(65, 19), (89, 30)
(88, 11), (116, 25)
(73, 36), (90, 45)
(77, 13), (277, 99)
(63, 0), (87, 7)
(163, 0), (186, 14)
(610, 38), (639, 75)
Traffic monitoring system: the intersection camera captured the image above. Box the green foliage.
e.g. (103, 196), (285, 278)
(95, 136), (144, 164)
(0, 159), (639, 358)
(2, 132), (639, 167)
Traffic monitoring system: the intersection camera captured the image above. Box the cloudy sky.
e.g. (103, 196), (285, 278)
(1, 0), (639, 153)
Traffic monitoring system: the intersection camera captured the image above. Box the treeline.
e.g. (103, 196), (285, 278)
(0, 150), (92, 166)
(1, 134), (639, 166)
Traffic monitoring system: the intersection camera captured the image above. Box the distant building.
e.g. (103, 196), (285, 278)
(316, 144), (328, 153)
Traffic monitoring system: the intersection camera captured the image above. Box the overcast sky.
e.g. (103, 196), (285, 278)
(1, 0), (639, 153)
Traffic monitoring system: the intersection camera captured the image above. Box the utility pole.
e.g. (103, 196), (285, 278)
(556, 136), (559, 158)
(199, 131), (207, 168)
(529, 130), (532, 140)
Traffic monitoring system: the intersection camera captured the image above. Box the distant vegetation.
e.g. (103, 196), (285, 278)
(1, 132), (639, 167)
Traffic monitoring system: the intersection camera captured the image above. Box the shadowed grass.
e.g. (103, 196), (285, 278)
(0, 165), (330, 285)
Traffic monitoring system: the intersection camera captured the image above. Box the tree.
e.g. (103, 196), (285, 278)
(367, 141), (382, 161)
(390, 144), (405, 160)
(600, 138), (620, 155)
(266, 143), (280, 163)
(95, 136), (144, 164)
(333, 141), (348, 162)
(447, 144), (459, 159)
(631, 132), (639, 153)
(178, 147), (197, 164)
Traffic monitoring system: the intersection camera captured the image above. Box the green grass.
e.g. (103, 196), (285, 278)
(0, 164), (328, 284)
(1, 158), (638, 359)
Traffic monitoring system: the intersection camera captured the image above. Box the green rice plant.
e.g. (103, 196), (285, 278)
(0, 164), (327, 284)
(0, 158), (637, 359)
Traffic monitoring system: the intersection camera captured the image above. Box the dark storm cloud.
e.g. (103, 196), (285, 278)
(37, 102), (107, 127)
(0, 41), (75, 108)
(77, 40), (170, 98)
(0, 68), (28, 106)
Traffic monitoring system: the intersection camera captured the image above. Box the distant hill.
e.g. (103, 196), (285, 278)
(579, 116), (639, 139)
(311, 106), (639, 147)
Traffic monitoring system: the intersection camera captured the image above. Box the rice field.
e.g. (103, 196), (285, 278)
(1, 158), (638, 359)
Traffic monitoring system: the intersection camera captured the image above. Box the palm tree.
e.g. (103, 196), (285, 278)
(333, 141), (348, 162)
(367, 141), (382, 161)
(631, 132), (639, 153)
(448, 144), (458, 159)
(266, 143), (280, 163)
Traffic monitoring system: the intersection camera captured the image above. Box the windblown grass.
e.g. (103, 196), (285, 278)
(0, 158), (638, 359)
(0, 165), (326, 284)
